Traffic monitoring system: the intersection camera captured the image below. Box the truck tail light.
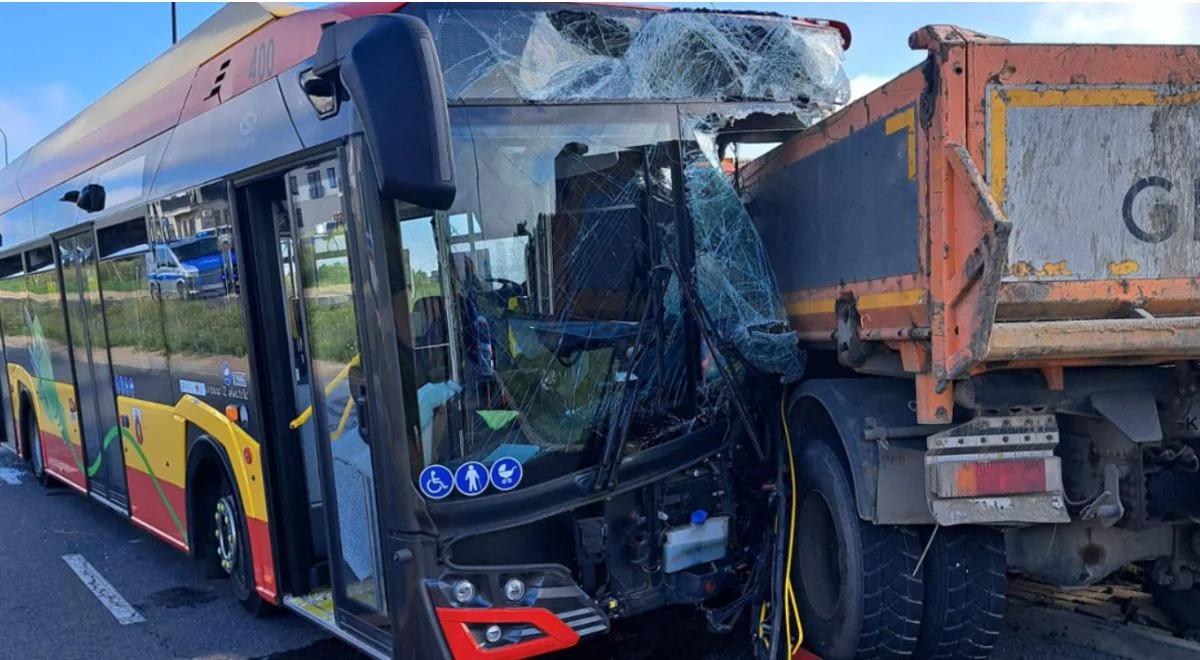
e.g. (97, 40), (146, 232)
(436, 606), (579, 659)
(947, 459), (1048, 497)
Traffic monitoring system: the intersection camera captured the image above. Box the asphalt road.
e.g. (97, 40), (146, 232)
(0, 446), (338, 660)
(0, 446), (1122, 660)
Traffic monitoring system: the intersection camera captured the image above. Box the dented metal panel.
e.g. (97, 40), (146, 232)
(996, 86), (1200, 282)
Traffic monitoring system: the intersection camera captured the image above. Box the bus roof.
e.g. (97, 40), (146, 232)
(0, 1), (363, 216)
(0, 2), (849, 219)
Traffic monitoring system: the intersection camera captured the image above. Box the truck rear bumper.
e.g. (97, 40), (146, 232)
(925, 414), (1069, 525)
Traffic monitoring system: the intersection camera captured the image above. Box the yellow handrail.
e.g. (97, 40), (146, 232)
(288, 353), (362, 430)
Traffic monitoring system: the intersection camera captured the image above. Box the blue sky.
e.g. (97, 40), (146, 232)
(0, 2), (1193, 161)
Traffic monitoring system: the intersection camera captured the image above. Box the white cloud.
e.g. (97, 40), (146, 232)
(0, 82), (82, 163)
(1027, 3), (1200, 44)
(849, 74), (889, 101)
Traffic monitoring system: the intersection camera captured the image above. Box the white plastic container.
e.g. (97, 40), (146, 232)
(662, 515), (729, 573)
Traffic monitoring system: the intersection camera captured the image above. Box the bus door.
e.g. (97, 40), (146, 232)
(239, 153), (393, 653)
(55, 228), (127, 511)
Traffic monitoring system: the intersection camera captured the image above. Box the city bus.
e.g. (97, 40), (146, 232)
(0, 3), (862, 658)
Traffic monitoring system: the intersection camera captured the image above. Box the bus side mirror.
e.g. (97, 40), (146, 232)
(313, 14), (456, 211)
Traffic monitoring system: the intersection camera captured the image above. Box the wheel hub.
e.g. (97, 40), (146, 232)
(797, 489), (842, 619)
(214, 495), (239, 575)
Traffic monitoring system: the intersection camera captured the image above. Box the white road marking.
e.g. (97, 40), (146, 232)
(61, 554), (146, 625)
(0, 466), (22, 485)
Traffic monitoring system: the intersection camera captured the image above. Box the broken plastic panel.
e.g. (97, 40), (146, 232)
(680, 105), (812, 384)
(426, 4), (849, 106)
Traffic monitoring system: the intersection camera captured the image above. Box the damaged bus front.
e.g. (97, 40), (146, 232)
(324, 4), (850, 658)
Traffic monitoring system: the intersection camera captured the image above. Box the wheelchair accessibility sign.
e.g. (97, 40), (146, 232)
(419, 464), (454, 500)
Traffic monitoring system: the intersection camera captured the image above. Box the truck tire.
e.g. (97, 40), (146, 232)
(792, 439), (924, 659)
(1150, 584), (1200, 631)
(915, 526), (1007, 659)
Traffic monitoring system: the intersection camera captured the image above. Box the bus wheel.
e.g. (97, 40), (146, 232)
(176, 282), (188, 299)
(792, 439), (923, 659)
(149, 282), (161, 299)
(26, 411), (49, 487)
(914, 526), (1006, 659)
(205, 477), (268, 616)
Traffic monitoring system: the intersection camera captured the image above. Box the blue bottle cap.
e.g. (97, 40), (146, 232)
(690, 509), (708, 525)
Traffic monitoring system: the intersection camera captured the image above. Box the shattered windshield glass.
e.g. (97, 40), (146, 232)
(396, 3), (845, 493)
(679, 104), (810, 385)
(401, 105), (693, 487)
(418, 3), (849, 106)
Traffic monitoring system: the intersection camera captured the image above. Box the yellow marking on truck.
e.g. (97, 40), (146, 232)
(1108, 259), (1141, 276)
(990, 86), (1200, 206)
(1008, 261), (1034, 279)
(1006, 260), (1074, 279)
(884, 107), (917, 180)
(1000, 88), (1200, 108)
(786, 289), (926, 316)
(990, 88), (1009, 204)
(1037, 260), (1073, 278)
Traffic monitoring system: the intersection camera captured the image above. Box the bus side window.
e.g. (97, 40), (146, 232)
(96, 217), (170, 403)
(150, 182), (256, 431)
(22, 245), (68, 383)
(0, 254), (27, 387)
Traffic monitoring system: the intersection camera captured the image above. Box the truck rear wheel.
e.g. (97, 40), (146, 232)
(792, 439), (924, 659)
(914, 526), (1007, 659)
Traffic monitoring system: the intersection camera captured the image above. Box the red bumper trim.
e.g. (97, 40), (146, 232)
(435, 606), (580, 660)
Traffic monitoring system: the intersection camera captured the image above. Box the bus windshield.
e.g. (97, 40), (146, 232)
(399, 105), (689, 489)
(399, 100), (807, 493)
(396, 3), (848, 494)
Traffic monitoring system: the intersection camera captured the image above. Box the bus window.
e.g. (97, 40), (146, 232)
(23, 245), (71, 384)
(150, 182), (254, 425)
(96, 218), (170, 400)
(0, 255), (26, 367)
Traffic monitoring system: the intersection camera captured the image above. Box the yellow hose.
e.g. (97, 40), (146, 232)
(781, 392), (805, 655)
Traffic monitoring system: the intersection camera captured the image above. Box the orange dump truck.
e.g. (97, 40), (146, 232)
(745, 25), (1200, 657)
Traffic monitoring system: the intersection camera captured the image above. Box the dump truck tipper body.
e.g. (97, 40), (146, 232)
(745, 26), (1200, 601)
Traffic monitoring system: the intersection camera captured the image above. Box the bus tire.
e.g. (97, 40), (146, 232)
(199, 466), (269, 617)
(792, 439), (923, 659)
(914, 526), (1007, 660)
(25, 409), (49, 487)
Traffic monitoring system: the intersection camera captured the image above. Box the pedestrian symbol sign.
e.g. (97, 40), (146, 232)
(419, 464), (454, 500)
(455, 461), (489, 497)
(490, 457), (523, 491)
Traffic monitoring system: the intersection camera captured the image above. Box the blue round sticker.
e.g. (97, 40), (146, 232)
(419, 464), (454, 500)
(490, 457), (523, 492)
(455, 461), (490, 497)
